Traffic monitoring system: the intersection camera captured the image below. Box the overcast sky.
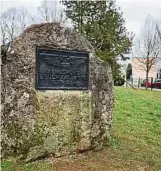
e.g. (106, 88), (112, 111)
(1, 0), (161, 37)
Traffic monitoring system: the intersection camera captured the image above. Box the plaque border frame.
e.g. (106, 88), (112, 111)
(35, 47), (89, 90)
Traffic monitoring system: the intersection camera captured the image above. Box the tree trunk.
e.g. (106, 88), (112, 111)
(145, 71), (149, 90)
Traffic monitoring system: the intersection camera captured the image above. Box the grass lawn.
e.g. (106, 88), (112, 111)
(1, 87), (161, 171)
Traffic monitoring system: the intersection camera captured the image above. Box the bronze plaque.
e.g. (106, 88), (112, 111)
(36, 48), (89, 90)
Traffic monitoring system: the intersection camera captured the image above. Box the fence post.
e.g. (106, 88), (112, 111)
(151, 77), (153, 91)
(138, 77), (140, 88)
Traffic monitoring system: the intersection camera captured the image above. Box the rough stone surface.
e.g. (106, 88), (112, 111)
(25, 145), (47, 162)
(1, 22), (114, 160)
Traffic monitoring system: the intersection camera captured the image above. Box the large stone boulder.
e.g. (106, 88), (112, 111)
(1, 22), (114, 161)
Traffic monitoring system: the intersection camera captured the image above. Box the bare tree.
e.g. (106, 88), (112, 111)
(156, 24), (161, 40)
(134, 16), (161, 89)
(37, 0), (66, 23)
(156, 16), (161, 41)
(0, 7), (31, 44)
(156, 17), (161, 78)
(0, 17), (7, 44)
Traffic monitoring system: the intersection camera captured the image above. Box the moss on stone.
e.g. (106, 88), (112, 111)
(25, 91), (91, 161)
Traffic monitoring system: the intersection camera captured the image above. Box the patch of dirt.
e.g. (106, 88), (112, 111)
(47, 150), (155, 171)
(54, 161), (89, 171)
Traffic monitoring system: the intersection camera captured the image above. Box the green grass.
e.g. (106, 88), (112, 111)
(1, 159), (54, 171)
(1, 87), (161, 171)
(113, 87), (161, 170)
